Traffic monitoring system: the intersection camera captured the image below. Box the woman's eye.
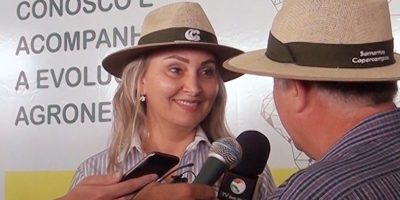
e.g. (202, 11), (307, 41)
(201, 67), (216, 76)
(169, 66), (182, 74)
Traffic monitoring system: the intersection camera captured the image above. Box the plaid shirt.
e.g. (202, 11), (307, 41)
(269, 108), (400, 200)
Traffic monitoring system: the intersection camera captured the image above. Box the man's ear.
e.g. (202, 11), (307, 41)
(292, 80), (309, 113)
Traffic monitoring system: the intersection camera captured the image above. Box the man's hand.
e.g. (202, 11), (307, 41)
(56, 173), (158, 200)
(134, 183), (216, 200)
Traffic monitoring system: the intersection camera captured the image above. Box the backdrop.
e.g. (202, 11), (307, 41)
(1, 0), (399, 199)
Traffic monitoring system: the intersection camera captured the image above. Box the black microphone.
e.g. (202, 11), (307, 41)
(192, 137), (242, 186)
(217, 130), (270, 200)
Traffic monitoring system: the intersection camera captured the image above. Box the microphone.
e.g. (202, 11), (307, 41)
(193, 137), (242, 185)
(217, 130), (270, 200)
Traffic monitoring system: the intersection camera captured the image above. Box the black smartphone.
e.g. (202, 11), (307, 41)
(120, 151), (180, 182)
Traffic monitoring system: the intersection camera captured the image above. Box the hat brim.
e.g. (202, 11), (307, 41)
(102, 42), (244, 82)
(224, 49), (400, 81)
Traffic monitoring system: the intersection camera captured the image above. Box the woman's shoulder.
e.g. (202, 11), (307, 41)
(76, 149), (110, 174)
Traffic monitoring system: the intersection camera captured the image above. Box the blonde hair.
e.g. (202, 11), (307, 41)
(108, 55), (147, 172)
(108, 52), (232, 172)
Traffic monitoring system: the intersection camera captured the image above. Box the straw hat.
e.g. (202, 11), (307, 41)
(224, 0), (400, 81)
(102, 2), (243, 82)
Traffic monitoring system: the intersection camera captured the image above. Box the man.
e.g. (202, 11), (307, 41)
(224, 0), (400, 199)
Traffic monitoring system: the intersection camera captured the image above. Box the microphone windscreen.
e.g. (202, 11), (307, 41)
(193, 137), (242, 185)
(210, 137), (242, 168)
(233, 130), (270, 177)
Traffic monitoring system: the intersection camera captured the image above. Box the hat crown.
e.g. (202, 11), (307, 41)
(223, 0), (400, 82)
(102, 2), (243, 81)
(141, 2), (215, 37)
(272, 0), (393, 44)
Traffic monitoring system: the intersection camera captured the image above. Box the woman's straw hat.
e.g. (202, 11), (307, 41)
(102, 2), (243, 82)
(224, 0), (400, 81)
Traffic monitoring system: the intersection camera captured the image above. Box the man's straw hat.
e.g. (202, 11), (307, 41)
(224, 0), (400, 81)
(102, 2), (243, 82)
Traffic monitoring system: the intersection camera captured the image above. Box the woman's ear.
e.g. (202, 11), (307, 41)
(138, 75), (146, 94)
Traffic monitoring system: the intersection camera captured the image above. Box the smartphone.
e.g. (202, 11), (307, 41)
(120, 151), (180, 182)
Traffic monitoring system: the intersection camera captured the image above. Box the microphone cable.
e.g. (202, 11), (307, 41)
(157, 163), (195, 183)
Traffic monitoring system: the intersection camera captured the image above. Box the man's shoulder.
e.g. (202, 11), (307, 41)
(270, 153), (400, 199)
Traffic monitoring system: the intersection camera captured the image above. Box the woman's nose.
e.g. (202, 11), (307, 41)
(182, 74), (201, 95)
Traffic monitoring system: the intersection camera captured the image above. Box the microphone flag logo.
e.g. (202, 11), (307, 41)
(230, 178), (246, 194)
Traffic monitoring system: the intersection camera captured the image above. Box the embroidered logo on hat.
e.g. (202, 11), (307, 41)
(352, 49), (390, 65)
(185, 29), (201, 41)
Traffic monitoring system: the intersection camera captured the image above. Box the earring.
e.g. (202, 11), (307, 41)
(140, 95), (146, 102)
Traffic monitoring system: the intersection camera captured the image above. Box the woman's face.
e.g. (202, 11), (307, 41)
(140, 48), (219, 129)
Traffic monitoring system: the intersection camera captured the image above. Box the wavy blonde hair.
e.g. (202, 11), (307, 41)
(108, 51), (232, 172)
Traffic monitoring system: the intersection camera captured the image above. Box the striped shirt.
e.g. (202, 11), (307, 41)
(268, 108), (400, 200)
(70, 127), (276, 199)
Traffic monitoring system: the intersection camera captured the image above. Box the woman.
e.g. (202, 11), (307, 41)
(58, 2), (275, 199)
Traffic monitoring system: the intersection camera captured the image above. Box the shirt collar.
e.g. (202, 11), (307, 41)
(321, 108), (400, 160)
(130, 131), (144, 153)
(185, 127), (212, 151)
(117, 131), (145, 163)
(125, 126), (211, 155)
